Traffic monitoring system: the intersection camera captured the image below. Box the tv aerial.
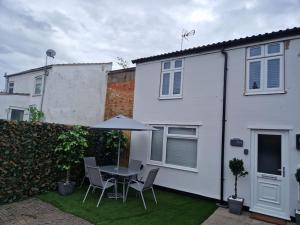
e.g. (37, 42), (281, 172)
(181, 29), (195, 50)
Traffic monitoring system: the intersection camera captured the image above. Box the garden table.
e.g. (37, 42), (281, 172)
(99, 165), (139, 202)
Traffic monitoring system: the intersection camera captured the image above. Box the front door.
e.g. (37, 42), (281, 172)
(250, 130), (289, 220)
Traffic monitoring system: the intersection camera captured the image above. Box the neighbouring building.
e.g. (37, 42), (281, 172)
(130, 27), (300, 220)
(0, 63), (112, 126)
(104, 67), (135, 165)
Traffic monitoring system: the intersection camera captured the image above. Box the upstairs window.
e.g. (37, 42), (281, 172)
(34, 76), (43, 95)
(246, 42), (284, 94)
(160, 59), (183, 98)
(8, 82), (14, 94)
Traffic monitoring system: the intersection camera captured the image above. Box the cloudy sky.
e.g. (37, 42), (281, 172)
(0, 0), (299, 89)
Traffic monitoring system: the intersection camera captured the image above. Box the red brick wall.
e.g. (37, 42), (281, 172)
(104, 68), (135, 165)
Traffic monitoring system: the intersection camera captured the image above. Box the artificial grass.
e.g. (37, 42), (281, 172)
(38, 187), (217, 225)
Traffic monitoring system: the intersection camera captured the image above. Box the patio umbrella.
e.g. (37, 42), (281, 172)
(93, 115), (156, 169)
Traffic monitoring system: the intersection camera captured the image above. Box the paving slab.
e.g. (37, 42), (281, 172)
(0, 198), (93, 225)
(202, 207), (296, 225)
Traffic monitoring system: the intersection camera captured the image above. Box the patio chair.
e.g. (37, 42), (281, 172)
(125, 168), (159, 209)
(82, 166), (117, 207)
(80, 157), (97, 188)
(128, 159), (143, 181)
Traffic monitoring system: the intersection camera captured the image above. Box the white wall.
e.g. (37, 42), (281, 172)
(131, 37), (300, 216)
(131, 52), (224, 199)
(43, 63), (112, 126)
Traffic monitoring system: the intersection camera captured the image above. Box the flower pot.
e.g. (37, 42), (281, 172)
(57, 181), (76, 196)
(228, 196), (244, 215)
(296, 209), (300, 225)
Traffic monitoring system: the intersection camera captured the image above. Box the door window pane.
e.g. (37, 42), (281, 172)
(162, 73), (170, 95)
(166, 138), (197, 168)
(257, 134), (281, 175)
(250, 46), (261, 57)
(249, 61), (261, 89)
(150, 127), (164, 161)
(168, 127), (196, 136)
(267, 43), (280, 54)
(173, 72), (181, 95)
(10, 109), (24, 121)
(267, 58), (280, 88)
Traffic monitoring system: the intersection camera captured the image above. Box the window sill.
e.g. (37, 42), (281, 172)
(159, 96), (183, 100)
(244, 90), (286, 96)
(147, 161), (198, 173)
(32, 94), (42, 97)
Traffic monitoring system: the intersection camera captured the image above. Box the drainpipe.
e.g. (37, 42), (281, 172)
(219, 48), (228, 206)
(40, 66), (48, 111)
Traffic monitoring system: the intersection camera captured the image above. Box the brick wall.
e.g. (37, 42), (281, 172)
(104, 67), (135, 165)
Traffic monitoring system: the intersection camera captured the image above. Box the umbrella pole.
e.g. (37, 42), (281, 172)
(117, 133), (121, 170)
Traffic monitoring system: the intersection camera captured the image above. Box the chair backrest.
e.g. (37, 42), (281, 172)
(86, 166), (105, 187)
(84, 157), (97, 176)
(129, 159), (142, 172)
(143, 168), (159, 190)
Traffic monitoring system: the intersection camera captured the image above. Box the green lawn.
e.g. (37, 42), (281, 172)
(38, 187), (217, 225)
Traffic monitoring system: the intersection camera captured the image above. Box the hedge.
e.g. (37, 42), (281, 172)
(0, 119), (116, 204)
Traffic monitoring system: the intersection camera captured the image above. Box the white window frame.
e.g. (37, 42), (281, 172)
(148, 124), (199, 172)
(160, 59), (184, 99)
(246, 42), (284, 95)
(8, 81), (14, 94)
(34, 76), (43, 96)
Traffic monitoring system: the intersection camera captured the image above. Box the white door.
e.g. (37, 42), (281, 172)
(250, 130), (290, 220)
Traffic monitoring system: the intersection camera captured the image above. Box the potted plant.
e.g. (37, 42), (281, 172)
(228, 158), (248, 215)
(55, 125), (88, 195)
(295, 168), (300, 225)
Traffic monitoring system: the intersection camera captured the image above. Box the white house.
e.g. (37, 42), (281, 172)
(0, 63), (112, 125)
(130, 27), (300, 220)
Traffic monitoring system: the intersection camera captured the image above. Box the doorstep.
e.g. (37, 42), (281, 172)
(202, 207), (296, 225)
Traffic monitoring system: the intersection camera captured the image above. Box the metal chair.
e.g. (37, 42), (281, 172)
(128, 159), (143, 180)
(80, 157), (97, 187)
(125, 168), (159, 209)
(82, 166), (117, 207)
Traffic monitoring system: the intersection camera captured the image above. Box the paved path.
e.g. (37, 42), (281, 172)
(0, 198), (93, 225)
(202, 207), (295, 225)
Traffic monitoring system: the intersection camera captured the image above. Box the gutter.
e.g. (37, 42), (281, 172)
(219, 48), (228, 206)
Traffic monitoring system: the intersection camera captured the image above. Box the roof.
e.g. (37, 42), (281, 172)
(108, 67), (135, 75)
(5, 62), (112, 77)
(132, 27), (300, 64)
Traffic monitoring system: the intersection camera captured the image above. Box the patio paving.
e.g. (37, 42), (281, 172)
(202, 207), (296, 225)
(0, 198), (92, 225)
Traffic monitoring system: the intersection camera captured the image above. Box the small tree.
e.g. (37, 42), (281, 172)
(55, 126), (88, 183)
(229, 158), (248, 199)
(101, 130), (128, 161)
(116, 57), (129, 69)
(29, 106), (44, 122)
(296, 168), (300, 185)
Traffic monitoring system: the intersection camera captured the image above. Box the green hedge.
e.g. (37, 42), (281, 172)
(0, 120), (115, 204)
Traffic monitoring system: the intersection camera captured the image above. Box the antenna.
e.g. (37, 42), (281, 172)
(46, 49), (56, 58)
(181, 29), (195, 50)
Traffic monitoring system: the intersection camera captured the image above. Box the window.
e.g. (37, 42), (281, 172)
(34, 76), (43, 95)
(160, 59), (183, 98)
(10, 109), (24, 121)
(150, 125), (198, 171)
(246, 42), (284, 94)
(8, 82), (14, 94)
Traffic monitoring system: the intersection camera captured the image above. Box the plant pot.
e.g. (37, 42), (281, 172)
(57, 181), (76, 196)
(296, 209), (300, 225)
(228, 196), (244, 215)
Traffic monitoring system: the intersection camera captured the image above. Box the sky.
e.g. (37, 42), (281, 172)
(0, 0), (299, 90)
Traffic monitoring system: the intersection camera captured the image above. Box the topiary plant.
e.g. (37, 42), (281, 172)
(296, 168), (300, 184)
(229, 158), (248, 199)
(55, 125), (88, 184)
